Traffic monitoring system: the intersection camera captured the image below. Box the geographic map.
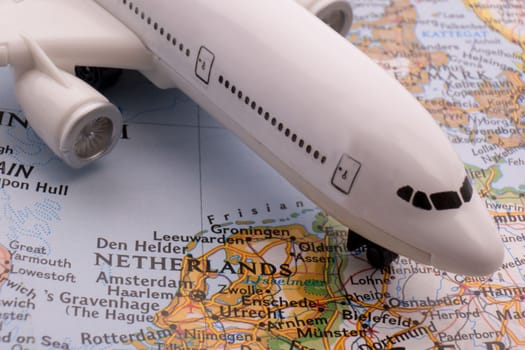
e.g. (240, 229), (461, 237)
(0, 1), (524, 349)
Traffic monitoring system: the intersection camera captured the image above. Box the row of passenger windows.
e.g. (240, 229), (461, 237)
(217, 75), (327, 164)
(122, 0), (191, 58)
(397, 177), (473, 211)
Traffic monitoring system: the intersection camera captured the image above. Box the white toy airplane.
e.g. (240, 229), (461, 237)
(0, 0), (504, 276)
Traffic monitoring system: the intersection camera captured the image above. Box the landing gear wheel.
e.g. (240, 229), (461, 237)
(347, 230), (398, 269)
(347, 229), (367, 251)
(75, 66), (122, 90)
(366, 244), (398, 269)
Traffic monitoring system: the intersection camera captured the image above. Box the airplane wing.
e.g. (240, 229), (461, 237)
(0, 0), (157, 169)
(0, 0), (153, 73)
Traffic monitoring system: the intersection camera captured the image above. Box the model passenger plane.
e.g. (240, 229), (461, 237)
(0, 0), (504, 275)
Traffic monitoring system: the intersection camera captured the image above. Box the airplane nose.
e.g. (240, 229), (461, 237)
(429, 196), (505, 276)
(431, 232), (504, 276)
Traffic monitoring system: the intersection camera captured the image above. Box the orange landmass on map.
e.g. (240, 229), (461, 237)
(0, 244), (11, 286)
(151, 224), (341, 349)
(352, 0), (524, 154)
(470, 70), (525, 148)
(350, 0), (448, 94)
(464, 0), (525, 69)
(473, 71), (525, 120)
(422, 99), (469, 129)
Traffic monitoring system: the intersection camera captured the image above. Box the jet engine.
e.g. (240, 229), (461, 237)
(15, 67), (122, 168)
(295, 0), (353, 36)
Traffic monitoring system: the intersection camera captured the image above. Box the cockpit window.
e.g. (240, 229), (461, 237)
(413, 191), (432, 210)
(397, 186), (414, 202)
(430, 191), (462, 210)
(460, 176), (473, 202)
(397, 176), (474, 211)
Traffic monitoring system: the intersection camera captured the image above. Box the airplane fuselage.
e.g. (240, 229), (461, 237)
(91, 0), (505, 275)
